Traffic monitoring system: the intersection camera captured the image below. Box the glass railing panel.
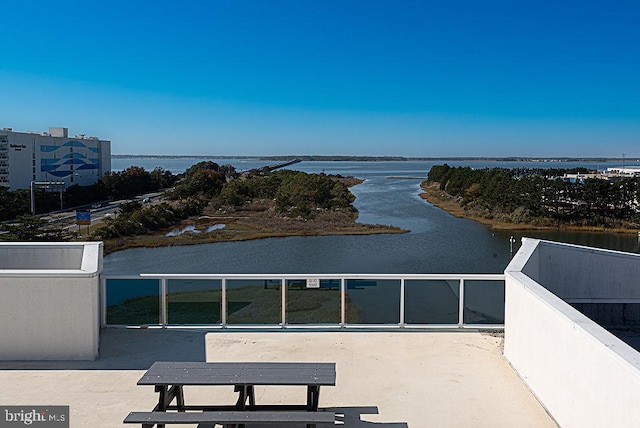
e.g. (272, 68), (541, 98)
(226, 279), (282, 324)
(286, 279), (341, 324)
(105, 278), (160, 325)
(463, 280), (505, 324)
(167, 279), (222, 325)
(405, 280), (459, 324)
(345, 279), (400, 324)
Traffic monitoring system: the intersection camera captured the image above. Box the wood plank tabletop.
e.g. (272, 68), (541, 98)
(138, 362), (336, 387)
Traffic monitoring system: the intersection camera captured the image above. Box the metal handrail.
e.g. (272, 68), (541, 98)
(101, 273), (505, 330)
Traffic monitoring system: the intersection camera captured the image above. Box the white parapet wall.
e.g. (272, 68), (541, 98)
(0, 242), (103, 360)
(504, 238), (640, 428)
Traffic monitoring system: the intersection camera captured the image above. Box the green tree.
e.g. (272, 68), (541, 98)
(424, 165), (640, 228)
(0, 214), (64, 241)
(274, 171), (347, 217)
(173, 169), (226, 199)
(150, 167), (177, 189)
(0, 188), (30, 221)
(101, 166), (161, 200)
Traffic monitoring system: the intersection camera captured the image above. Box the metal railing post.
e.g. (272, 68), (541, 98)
(340, 278), (346, 328)
(400, 278), (405, 327)
(281, 278), (287, 328)
(160, 278), (168, 328)
(221, 278), (227, 327)
(458, 279), (465, 328)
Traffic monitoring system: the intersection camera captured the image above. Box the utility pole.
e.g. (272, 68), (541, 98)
(30, 181), (35, 215)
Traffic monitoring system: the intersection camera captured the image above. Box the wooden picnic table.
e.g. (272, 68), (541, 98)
(137, 361), (336, 414)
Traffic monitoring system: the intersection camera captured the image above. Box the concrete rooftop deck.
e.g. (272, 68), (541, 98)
(0, 329), (556, 427)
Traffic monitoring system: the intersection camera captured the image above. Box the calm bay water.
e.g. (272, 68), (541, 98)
(105, 159), (640, 275)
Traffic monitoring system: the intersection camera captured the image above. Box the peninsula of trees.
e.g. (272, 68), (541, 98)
(0, 161), (404, 247)
(422, 164), (640, 232)
(94, 162), (404, 253)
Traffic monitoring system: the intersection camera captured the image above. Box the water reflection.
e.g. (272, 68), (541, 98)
(205, 224), (225, 232)
(166, 225), (200, 236)
(166, 224), (226, 236)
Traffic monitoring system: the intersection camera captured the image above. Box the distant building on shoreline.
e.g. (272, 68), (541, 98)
(562, 166), (640, 184)
(606, 166), (640, 177)
(0, 127), (111, 190)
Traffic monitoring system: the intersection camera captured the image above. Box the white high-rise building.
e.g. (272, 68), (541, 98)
(0, 127), (111, 190)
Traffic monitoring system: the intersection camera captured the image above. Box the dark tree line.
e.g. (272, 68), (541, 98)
(91, 161), (232, 240)
(0, 166), (178, 221)
(167, 161), (233, 200)
(66, 166), (177, 206)
(0, 188), (36, 220)
(0, 214), (64, 241)
(426, 164), (640, 227)
(219, 170), (355, 218)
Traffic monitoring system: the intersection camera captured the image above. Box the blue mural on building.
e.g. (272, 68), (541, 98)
(40, 140), (100, 178)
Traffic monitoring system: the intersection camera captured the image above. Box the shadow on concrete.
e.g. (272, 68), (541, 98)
(331, 406), (408, 427)
(0, 328), (208, 370)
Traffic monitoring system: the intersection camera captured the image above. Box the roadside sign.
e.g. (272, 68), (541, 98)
(76, 210), (91, 225)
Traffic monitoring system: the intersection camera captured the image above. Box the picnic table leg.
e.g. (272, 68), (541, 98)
(154, 385), (168, 411)
(153, 385), (168, 428)
(247, 385), (255, 407)
(306, 385), (321, 411)
(175, 385), (185, 411)
(234, 384), (248, 410)
(233, 384), (256, 409)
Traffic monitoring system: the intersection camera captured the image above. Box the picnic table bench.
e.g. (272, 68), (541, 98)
(124, 361), (336, 428)
(124, 410), (336, 427)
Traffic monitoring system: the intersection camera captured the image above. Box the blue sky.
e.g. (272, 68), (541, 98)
(1, 0), (638, 157)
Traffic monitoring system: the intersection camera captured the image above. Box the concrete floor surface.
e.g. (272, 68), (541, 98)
(0, 329), (557, 427)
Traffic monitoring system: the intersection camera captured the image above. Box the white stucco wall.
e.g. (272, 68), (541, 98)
(504, 239), (640, 428)
(530, 241), (640, 299)
(0, 242), (102, 360)
(0, 245), (83, 270)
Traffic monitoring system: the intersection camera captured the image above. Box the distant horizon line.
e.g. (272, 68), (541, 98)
(112, 154), (640, 162)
